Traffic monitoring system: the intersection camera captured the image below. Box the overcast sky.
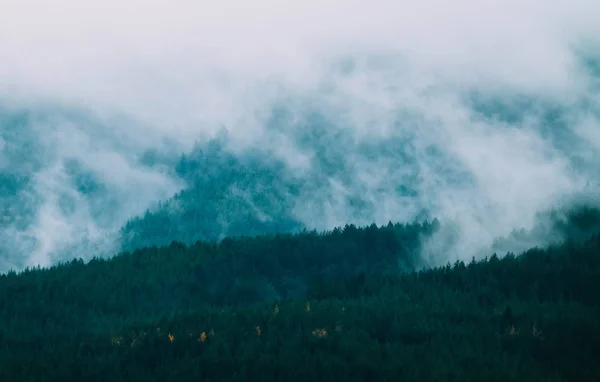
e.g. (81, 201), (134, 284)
(1, 0), (599, 134)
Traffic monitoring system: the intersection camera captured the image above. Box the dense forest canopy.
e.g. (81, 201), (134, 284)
(1, 208), (600, 380)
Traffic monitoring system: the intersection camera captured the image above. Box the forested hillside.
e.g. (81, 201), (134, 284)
(1, 212), (599, 381)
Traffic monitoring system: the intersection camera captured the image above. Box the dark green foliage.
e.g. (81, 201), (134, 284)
(0, 222), (434, 333)
(1, 219), (600, 381)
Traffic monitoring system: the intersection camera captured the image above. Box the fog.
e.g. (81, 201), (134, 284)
(1, 0), (600, 270)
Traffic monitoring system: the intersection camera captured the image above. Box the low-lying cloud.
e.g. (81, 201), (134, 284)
(1, 0), (600, 270)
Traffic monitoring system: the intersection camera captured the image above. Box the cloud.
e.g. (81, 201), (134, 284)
(0, 106), (183, 270)
(2, 1), (598, 120)
(1, 0), (600, 269)
(0, 136), (6, 169)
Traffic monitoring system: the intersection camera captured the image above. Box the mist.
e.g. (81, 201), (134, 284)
(1, 0), (600, 271)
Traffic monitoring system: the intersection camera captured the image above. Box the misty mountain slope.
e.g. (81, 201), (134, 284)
(2, 50), (600, 272)
(119, 103), (471, 253)
(2, 100), (443, 270)
(116, 52), (600, 263)
(2, 76), (600, 273)
(491, 204), (600, 254)
(118, 87), (600, 262)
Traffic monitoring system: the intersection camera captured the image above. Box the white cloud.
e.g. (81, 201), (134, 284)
(1, 0), (600, 269)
